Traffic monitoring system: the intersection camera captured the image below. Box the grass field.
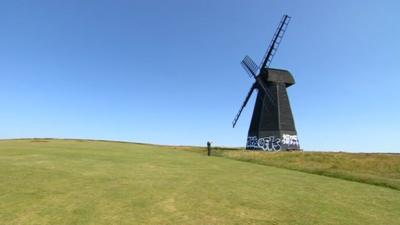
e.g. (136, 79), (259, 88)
(203, 149), (400, 190)
(0, 139), (399, 225)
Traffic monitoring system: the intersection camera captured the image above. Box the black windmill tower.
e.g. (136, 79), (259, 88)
(232, 15), (300, 151)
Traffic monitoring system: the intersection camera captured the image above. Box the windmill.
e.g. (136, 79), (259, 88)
(232, 15), (300, 151)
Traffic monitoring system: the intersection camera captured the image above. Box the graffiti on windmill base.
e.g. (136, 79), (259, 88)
(246, 134), (299, 151)
(281, 134), (299, 147)
(246, 136), (281, 151)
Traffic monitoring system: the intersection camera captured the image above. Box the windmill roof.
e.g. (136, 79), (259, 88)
(264, 68), (295, 87)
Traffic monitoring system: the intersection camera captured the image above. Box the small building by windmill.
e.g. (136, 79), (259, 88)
(232, 15), (300, 151)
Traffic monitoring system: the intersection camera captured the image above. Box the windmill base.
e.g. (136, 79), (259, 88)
(246, 132), (300, 151)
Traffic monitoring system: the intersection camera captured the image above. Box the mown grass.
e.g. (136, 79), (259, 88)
(0, 139), (400, 225)
(202, 149), (400, 190)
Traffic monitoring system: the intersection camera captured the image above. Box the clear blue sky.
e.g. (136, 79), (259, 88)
(1, 0), (399, 152)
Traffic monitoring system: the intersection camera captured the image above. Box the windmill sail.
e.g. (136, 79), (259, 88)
(260, 15), (291, 69)
(232, 83), (256, 127)
(241, 55), (259, 77)
(241, 56), (276, 104)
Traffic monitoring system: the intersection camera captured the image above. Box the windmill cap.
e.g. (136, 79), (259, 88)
(264, 68), (295, 87)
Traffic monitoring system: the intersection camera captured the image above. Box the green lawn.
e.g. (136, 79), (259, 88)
(208, 149), (400, 190)
(0, 139), (399, 225)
